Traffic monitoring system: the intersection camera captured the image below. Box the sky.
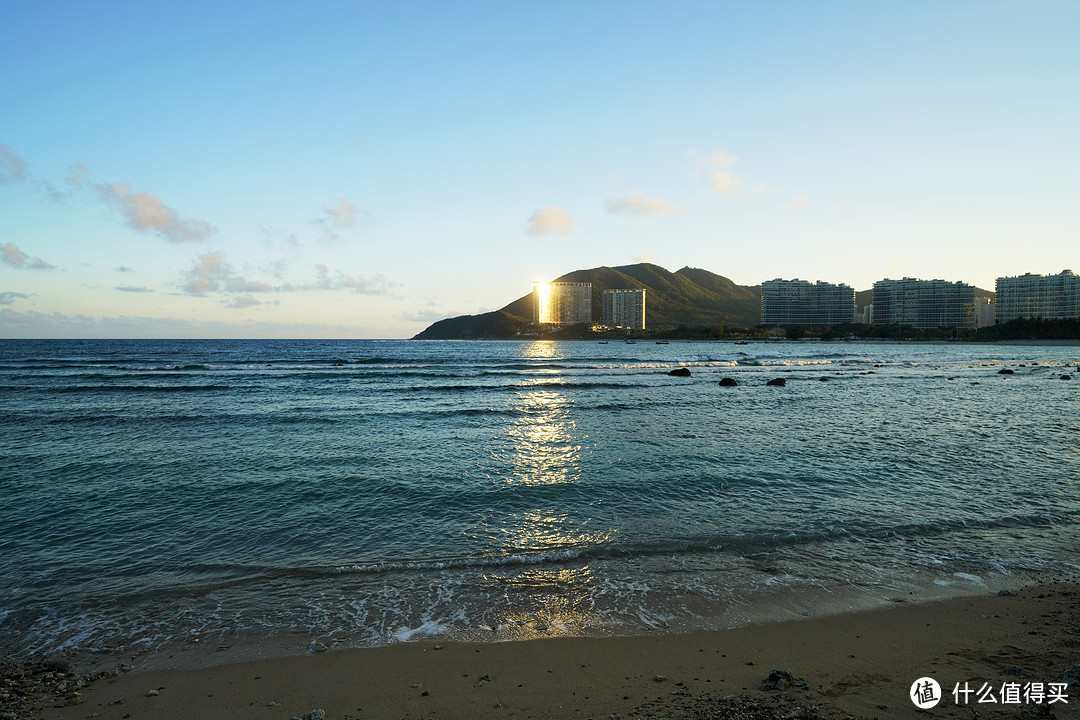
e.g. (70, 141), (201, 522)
(1, 1), (1078, 338)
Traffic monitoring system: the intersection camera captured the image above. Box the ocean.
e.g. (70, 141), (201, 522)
(1, 339), (1077, 668)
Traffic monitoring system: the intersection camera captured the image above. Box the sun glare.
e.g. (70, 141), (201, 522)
(534, 282), (552, 324)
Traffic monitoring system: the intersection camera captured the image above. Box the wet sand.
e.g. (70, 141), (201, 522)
(24, 582), (1080, 720)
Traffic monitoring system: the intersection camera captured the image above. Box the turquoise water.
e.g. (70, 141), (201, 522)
(1, 339), (1078, 664)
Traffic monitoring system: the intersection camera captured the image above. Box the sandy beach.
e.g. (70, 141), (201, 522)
(8, 581), (1074, 720)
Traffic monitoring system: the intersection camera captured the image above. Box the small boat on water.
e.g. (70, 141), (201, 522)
(598, 341), (609, 344)
(734, 340), (749, 345)
(655, 340), (669, 344)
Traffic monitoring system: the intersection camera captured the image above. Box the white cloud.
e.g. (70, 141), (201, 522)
(0, 291), (31, 305)
(687, 149), (737, 170)
(181, 253), (392, 298)
(315, 199), (360, 240)
(525, 206), (574, 236)
(0, 145), (29, 184)
(606, 192), (681, 216)
(790, 195), (811, 206)
(632, 254), (658, 265)
(1, 243), (55, 270)
(0, 308), (371, 338)
(399, 309), (454, 323)
(66, 163), (90, 188)
(313, 263), (392, 294)
(226, 295), (277, 309)
(181, 252), (277, 295)
(99, 182), (215, 243)
(688, 148), (752, 197)
(115, 285), (154, 293)
(709, 171), (743, 195)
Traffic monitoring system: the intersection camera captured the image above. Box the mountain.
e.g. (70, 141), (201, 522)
(413, 263), (762, 339)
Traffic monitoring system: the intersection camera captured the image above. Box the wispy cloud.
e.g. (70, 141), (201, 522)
(181, 252), (273, 295)
(313, 263), (392, 294)
(115, 265), (134, 273)
(0, 308), (371, 338)
(0, 145), (29, 184)
(99, 183), (215, 243)
(181, 252), (392, 298)
(226, 295), (278, 309)
(687, 149), (737, 170)
(1, 243), (55, 270)
(633, 254), (658, 265)
(709, 171), (743, 195)
(399, 309), (454, 323)
(115, 285), (154, 293)
(606, 191), (681, 216)
(315, 199), (359, 240)
(790, 195), (811, 207)
(0, 291), (31, 305)
(688, 149), (748, 197)
(525, 206), (574, 236)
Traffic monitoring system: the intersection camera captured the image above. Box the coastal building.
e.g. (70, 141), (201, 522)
(533, 281), (592, 325)
(872, 278), (975, 329)
(760, 279), (855, 325)
(855, 304), (874, 325)
(602, 289), (646, 329)
(995, 270), (1080, 321)
(973, 297), (996, 329)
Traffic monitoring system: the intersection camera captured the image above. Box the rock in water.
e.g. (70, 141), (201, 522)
(998, 368), (1014, 375)
(668, 367), (691, 377)
(718, 377), (738, 387)
(766, 378), (786, 386)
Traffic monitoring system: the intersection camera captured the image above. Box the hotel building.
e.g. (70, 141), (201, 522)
(995, 270), (1080, 321)
(760, 279), (855, 325)
(872, 278), (975, 329)
(602, 289), (646, 329)
(533, 282), (592, 325)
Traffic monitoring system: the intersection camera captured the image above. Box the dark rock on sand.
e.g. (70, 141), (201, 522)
(718, 378), (738, 387)
(760, 669), (809, 692)
(766, 378), (786, 386)
(668, 368), (692, 377)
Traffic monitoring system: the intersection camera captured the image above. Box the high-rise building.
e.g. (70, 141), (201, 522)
(995, 270), (1080, 321)
(602, 289), (646, 329)
(533, 282), (592, 325)
(760, 279), (855, 325)
(973, 297), (996, 329)
(872, 278), (975, 329)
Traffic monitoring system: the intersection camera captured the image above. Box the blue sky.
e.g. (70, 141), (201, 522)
(2, 1), (1077, 337)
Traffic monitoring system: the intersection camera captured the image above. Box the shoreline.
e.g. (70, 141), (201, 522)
(25, 581), (1080, 720)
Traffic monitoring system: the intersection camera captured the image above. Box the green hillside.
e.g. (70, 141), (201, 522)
(413, 263), (762, 339)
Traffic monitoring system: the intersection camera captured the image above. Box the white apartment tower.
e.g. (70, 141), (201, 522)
(872, 278), (975, 329)
(760, 279), (855, 325)
(602, 289), (646, 329)
(533, 282), (592, 325)
(995, 270), (1080, 321)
